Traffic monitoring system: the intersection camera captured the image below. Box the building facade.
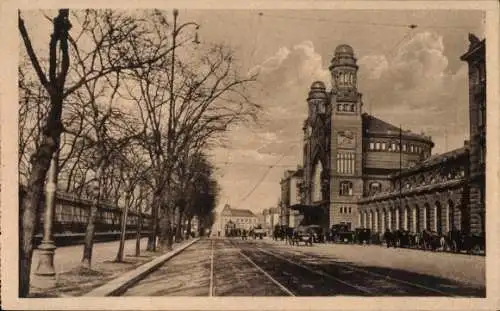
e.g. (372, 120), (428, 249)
(282, 36), (485, 238)
(279, 169), (303, 227)
(461, 34), (486, 236)
(218, 204), (259, 235)
(262, 207), (280, 235)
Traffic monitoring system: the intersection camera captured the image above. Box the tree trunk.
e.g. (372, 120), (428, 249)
(185, 217), (192, 239)
(147, 191), (161, 252)
(158, 207), (171, 252)
(167, 208), (175, 249)
(19, 150), (53, 297)
(135, 204), (142, 257)
(19, 98), (63, 296)
(115, 192), (131, 262)
(175, 207), (184, 242)
(81, 163), (103, 269)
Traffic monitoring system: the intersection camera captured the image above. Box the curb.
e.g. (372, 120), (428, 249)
(85, 237), (201, 296)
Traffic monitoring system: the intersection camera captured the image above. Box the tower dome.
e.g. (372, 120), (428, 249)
(310, 81), (326, 90)
(329, 43), (358, 70)
(334, 44), (354, 56)
(308, 81), (328, 100)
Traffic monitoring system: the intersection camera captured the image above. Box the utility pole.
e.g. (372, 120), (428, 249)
(399, 125), (403, 231)
(164, 9), (200, 248)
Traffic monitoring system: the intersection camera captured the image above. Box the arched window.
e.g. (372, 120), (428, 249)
(424, 204), (431, 230)
(369, 142), (375, 150)
(413, 205), (420, 233)
(435, 202), (442, 234)
(375, 142), (381, 150)
(312, 161), (323, 202)
(381, 142), (386, 150)
(339, 181), (353, 196)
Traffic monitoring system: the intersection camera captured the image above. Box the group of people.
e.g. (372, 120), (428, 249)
(270, 224), (484, 254)
(381, 227), (485, 253)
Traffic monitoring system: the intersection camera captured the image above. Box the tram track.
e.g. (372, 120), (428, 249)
(123, 238), (480, 297)
(212, 238), (293, 296)
(250, 242), (459, 297)
(232, 239), (372, 296)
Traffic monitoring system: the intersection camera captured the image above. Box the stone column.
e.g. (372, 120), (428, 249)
(395, 208), (400, 230)
(412, 207), (417, 233)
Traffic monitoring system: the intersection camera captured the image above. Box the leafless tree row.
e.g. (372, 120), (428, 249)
(18, 9), (259, 297)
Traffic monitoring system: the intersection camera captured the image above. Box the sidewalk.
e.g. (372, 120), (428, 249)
(31, 238), (149, 277)
(29, 237), (193, 297)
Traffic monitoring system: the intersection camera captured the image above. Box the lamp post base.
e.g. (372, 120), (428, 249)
(32, 241), (57, 289)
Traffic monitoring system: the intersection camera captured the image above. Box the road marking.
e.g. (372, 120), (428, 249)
(256, 247), (373, 295)
(264, 246), (456, 297)
(237, 248), (296, 297)
(209, 239), (214, 297)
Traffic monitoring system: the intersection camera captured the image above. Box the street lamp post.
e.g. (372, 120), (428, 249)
(32, 148), (59, 289)
(168, 8), (200, 241)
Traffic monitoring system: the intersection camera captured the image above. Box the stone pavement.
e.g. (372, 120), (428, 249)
(251, 237), (485, 287)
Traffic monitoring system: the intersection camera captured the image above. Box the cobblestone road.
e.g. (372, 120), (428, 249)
(122, 237), (485, 297)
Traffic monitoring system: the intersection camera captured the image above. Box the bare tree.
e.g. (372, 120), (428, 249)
(114, 148), (151, 262)
(125, 41), (260, 251)
(18, 9), (72, 297)
(18, 9), (177, 295)
(18, 60), (51, 185)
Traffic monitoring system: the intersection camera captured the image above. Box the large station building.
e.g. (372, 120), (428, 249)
(280, 34), (486, 238)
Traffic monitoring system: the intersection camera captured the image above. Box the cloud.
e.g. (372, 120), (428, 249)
(245, 41), (330, 150)
(214, 41), (329, 211)
(358, 31), (469, 153)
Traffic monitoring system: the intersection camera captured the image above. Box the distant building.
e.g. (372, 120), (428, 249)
(262, 207), (280, 234)
(279, 168), (303, 227)
(218, 204), (259, 235)
(461, 34), (486, 235)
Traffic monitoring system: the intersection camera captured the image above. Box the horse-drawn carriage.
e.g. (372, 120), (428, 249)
(354, 228), (371, 244)
(289, 226), (313, 246)
(253, 228), (266, 239)
(273, 225), (287, 241)
(330, 224), (355, 244)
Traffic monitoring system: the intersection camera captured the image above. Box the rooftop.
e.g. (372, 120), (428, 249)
(221, 205), (257, 218)
(391, 146), (468, 178)
(362, 113), (433, 143)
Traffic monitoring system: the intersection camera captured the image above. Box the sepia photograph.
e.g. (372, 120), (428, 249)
(1, 1), (499, 310)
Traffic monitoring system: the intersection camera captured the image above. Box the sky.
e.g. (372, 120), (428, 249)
(182, 10), (485, 214)
(20, 9), (485, 215)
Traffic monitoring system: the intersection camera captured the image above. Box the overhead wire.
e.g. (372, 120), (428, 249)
(235, 143), (299, 208)
(257, 12), (475, 31)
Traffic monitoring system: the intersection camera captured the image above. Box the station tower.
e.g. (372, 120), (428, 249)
(328, 44), (364, 229)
